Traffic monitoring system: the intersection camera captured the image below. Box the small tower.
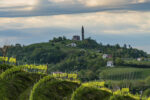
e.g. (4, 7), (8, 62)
(82, 26), (84, 40)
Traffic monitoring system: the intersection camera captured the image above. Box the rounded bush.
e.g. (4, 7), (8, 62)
(31, 79), (80, 100)
(143, 89), (150, 97)
(71, 86), (112, 100)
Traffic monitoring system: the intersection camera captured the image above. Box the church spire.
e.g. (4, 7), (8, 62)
(82, 26), (84, 40)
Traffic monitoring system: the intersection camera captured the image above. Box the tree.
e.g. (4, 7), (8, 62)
(123, 44), (127, 49)
(0, 45), (10, 57)
(115, 44), (120, 49)
(115, 58), (124, 65)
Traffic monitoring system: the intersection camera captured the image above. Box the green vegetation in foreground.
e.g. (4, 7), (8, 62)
(110, 95), (136, 100)
(31, 79), (80, 100)
(71, 86), (112, 100)
(0, 64), (13, 73)
(0, 72), (45, 100)
(71, 86), (136, 100)
(0, 64), (150, 100)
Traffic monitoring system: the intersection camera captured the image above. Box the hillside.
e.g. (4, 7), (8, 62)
(6, 37), (147, 65)
(3, 37), (148, 81)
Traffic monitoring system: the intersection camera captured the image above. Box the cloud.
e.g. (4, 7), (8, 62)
(0, 0), (150, 17)
(0, 11), (150, 35)
(0, 0), (37, 7)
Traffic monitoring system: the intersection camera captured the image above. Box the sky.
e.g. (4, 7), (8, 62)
(0, 0), (150, 53)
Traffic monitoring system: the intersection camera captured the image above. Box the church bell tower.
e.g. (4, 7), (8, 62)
(82, 26), (84, 41)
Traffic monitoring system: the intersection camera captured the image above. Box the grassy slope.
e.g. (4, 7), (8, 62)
(32, 79), (80, 100)
(0, 72), (45, 100)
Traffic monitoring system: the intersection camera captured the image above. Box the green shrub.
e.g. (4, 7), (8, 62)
(0, 64), (13, 73)
(0, 72), (44, 100)
(71, 86), (112, 100)
(143, 89), (150, 97)
(145, 76), (150, 85)
(31, 79), (80, 100)
(110, 95), (136, 100)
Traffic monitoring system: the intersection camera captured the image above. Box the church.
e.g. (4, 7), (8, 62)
(72, 26), (85, 41)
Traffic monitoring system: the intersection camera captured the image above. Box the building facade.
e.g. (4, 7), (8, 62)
(72, 35), (80, 41)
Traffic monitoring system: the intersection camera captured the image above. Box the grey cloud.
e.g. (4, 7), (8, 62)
(0, 0), (150, 17)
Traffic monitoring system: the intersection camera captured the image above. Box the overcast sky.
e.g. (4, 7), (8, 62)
(0, 0), (150, 53)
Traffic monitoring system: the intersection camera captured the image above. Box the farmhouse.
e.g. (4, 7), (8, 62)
(137, 58), (142, 61)
(66, 43), (77, 47)
(107, 61), (114, 67)
(102, 54), (108, 59)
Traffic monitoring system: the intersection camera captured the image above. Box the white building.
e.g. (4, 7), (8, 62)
(103, 54), (108, 59)
(137, 58), (142, 61)
(66, 43), (77, 47)
(107, 61), (114, 67)
(70, 43), (77, 47)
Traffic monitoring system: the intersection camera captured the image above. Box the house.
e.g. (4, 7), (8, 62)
(72, 35), (80, 41)
(70, 43), (77, 47)
(107, 61), (114, 67)
(137, 58), (142, 61)
(103, 54), (108, 59)
(66, 43), (77, 47)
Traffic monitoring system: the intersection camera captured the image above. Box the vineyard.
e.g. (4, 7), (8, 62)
(100, 68), (150, 80)
(1, 64), (150, 100)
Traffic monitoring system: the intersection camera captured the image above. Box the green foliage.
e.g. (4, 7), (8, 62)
(30, 76), (80, 100)
(143, 89), (150, 97)
(115, 58), (124, 65)
(0, 64), (13, 73)
(29, 75), (54, 100)
(77, 38), (99, 49)
(7, 37), (147, 65)
(0, 72), (44, 100)
(145, 76), (150, 85)
(5, 37), (148, 81)
(124, 60), (150, 68)
(0, 65), (47, 80)
(0, 66), (24, 80)
(71, 86), (112, 100)
(110, 95), (136, 100)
